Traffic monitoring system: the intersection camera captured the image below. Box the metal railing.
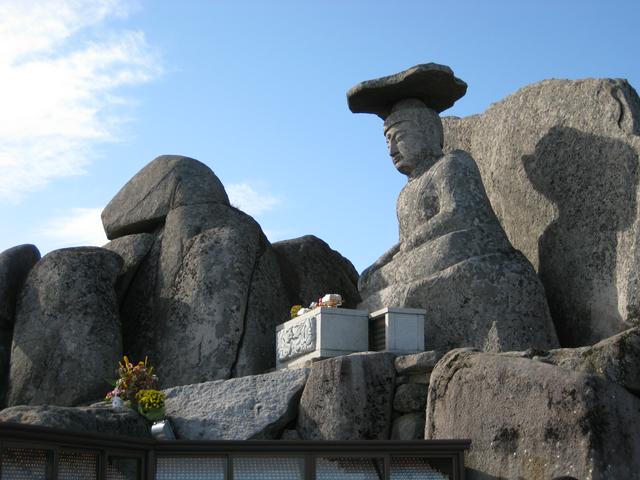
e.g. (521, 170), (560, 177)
(0, 423), (470, 480)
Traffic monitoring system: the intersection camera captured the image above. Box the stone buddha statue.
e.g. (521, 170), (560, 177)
(348, 64), (559, 352)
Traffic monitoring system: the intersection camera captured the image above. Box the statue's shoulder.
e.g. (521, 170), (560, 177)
(438, 149), (481, 176)
(443, 149), (476, 165)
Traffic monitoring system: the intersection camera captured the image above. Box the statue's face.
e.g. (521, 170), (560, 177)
(385, 120), (431, 176)
(383, 105), (444, 177)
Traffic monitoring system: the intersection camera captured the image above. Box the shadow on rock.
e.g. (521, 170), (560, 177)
(523, 126), (639, 347)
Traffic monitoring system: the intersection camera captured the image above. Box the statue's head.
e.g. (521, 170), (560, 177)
(383, 98), (444, 177)
(347, 63), (464, 177)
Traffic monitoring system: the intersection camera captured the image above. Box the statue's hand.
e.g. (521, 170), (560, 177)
(360, 242), (400, 286)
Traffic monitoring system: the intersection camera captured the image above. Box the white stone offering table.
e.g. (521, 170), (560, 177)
(276, 307), (369, 369)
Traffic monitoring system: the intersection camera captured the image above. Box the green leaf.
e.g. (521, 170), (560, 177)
(139, 407), (165, 422)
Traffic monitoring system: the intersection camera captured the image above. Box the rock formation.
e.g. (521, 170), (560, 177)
(507, 326), (640, 395)
(0, 153), (367, 404)
(163, 368), (309, 440)
(0, 245), (40, 329)
(349, 63), (559, 352)
(0, 244), (40, 407)
(443, 79), (640, 347)
(106, 155), (290, 386)
(103, 233), (155, 304)
(390, 351), (442, 440)
(393, 383), (427, 413)
(8, 248), (123, 406)
(426, 348), (640, 479)
(101, 154), (230, 239)
(272, 235), (361, 308)
(297, 352), (396, 440)
(0, 404), (150, 438)
(390, 413), (425, 441)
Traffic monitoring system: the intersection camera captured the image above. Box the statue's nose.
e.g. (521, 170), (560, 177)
(389, 140), (399, 155)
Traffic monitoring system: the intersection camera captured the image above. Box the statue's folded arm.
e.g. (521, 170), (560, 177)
(360, 242), (400, 285)
(401, 152), (503, 252)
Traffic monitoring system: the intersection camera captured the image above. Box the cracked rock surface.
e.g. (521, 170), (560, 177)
(8, 247), (122, 406)
(163, 368), (309, 440)
(0, 244), (40, 407)
(0, 404), (150, 438)
(426, 348), (640, 480)
(112, 157), (289, 387)
(297, 352), (396, 440)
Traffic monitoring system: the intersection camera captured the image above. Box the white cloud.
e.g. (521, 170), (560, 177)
(0, 0), (161, 202)
(40, 207), (107, 248)
(227, 182), (280, 216)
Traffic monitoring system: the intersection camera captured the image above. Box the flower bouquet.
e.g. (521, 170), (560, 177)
(106, 356), (175, 439)
(106, 356), (159, 411)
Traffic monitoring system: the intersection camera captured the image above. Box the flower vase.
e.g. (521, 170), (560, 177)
(111, 395), (123, 409)
(151, 419), (176, 440)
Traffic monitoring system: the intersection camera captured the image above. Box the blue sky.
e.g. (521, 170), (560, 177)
(1, 0), (638, 273)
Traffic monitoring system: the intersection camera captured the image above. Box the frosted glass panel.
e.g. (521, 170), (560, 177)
(1, 447), (51, 480)
(233, 457), (304, 480)
(106, 456), (140, 480)
(390, 457), (450, 479)
(155, 456), (225, 480)
(59, 450), (99, 479)
(316, 457), (385, 480)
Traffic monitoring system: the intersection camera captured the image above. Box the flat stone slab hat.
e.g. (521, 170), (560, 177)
(347, 63), (467, 118)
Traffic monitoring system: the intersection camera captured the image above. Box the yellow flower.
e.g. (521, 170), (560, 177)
(135, 389), (166, 411)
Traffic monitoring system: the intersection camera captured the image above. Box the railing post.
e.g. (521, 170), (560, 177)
(304, 454), (314, 480)
(50, 447), (58, 480)
(383, 455), (390, 480)
(226, 454), (233, 480)
(145, 448), (155, 480)
(98, 450), (106, 480)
